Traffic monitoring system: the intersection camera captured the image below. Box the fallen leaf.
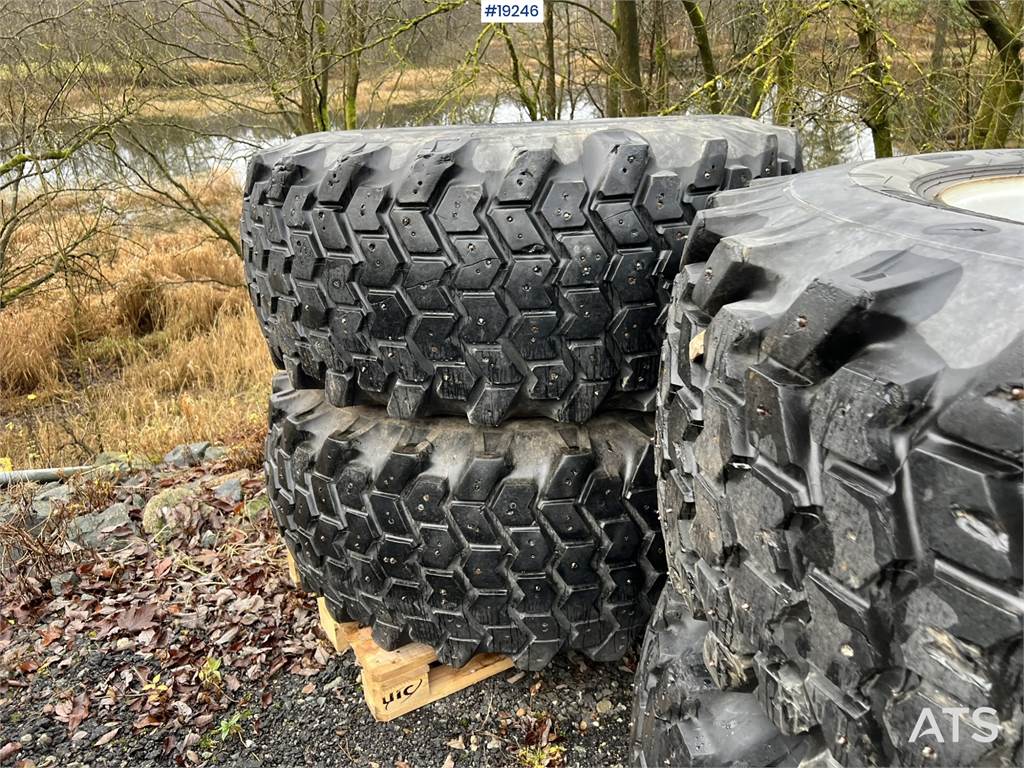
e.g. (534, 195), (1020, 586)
(440, 755), (455, 768)
(0, 742), (21, 762)
(54, 693), (90, 735)
(446, 736), (465, 750)
(95, 727), (120, 747)
(526, 716), (553, 748)
(117, 605), (157, 632)
(39, 627), (62, 648)
(68, 693), (90, 734)
(133, 713), (163, 729)
(215, 625), (240, 646)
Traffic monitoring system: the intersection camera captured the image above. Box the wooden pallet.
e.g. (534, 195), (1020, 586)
(284, 550), (515, 721)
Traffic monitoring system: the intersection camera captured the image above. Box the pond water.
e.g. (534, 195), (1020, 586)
(22, 91), (874, 191)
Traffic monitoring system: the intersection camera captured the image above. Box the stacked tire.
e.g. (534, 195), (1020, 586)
(244, 117), (802, 669)
(634, 151), (1024, 766)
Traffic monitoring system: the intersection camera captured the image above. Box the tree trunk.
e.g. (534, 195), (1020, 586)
(773, 1), (801, 125)
(614, 0), (644, 115)
(851, 1), (894, 157)
(295, 0), (316, 133)
(649, 0), (670, 111)
(543, 1), (558, 119)
(775, 48), (795, 125)
(930, 6), (948, 74)
(966, 0), (1024, 148)
(606, 1), (620, 117)
(682, 1), (723, 114)
(502, 26), (539, 120)
(342, 0), (364, 130)
(313, 0), (330, 130)
(923, 3), (950, 148)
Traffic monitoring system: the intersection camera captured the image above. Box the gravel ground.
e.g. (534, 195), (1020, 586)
(1, 632), (634, 768)
(215, 650), (633, 768)
(0, 450), (636, 768)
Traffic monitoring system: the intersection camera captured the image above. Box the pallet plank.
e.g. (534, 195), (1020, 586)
(357, 642), (515, 722)
(283, 543), (514, 722)
(284, 550), (301, 588)
(317, 597), (357, 654)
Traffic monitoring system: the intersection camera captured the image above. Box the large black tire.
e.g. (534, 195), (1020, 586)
(243, 117), (801, 426)
(631, 583), (815, 767)
(655, 151), (1024, 766)
(265, 374), (665, 670)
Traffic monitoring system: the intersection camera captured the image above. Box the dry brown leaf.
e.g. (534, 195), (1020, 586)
(133, 713), (163, 729)
(64, 696), (91, 737)
(39, 627), (62, 648)
(117, 605), (157, 632)
(95, 727), (120, 747)
(215, 625), (240, 646)
(526, 717), (553, 748)
(154, 557), (174, 578)
(0, 742), (22, 762)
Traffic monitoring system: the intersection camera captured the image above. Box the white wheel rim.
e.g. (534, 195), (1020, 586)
(937, 175), (1024, 223)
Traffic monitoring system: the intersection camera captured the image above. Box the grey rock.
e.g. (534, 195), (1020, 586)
(31, 482), (70, 519)
(322, 675), (345, 692)
(68, 502), (137, 550)
(35, 482), (71, 501)
(163, 442), (210, 468)
(142, 483), (199, 537)
(93, 451), (154, 476)
(212, 473), (246, 503)
(0, 501), (12, 522)
(125, 475), (149, 489)
(50, 570), (80, 594)
(205, 446), (228, 461)
(200, 529), (218, 549)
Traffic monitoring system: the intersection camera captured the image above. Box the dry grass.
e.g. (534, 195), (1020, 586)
(0, 307), (73, 394)
(0, 173), (274, 469)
